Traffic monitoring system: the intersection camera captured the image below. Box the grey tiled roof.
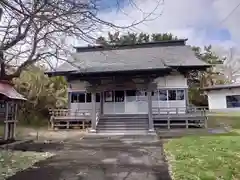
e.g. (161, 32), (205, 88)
(54, 45), (208, 74)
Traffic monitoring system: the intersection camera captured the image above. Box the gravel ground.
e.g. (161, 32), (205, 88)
(7, 134), (171, 180)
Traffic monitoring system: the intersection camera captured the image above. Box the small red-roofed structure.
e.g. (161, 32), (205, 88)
(0, 80), (26, 140)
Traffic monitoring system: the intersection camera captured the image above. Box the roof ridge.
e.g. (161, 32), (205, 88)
(74, 39), (188, 53)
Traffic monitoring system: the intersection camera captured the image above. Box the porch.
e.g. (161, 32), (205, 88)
(60, 70), (207, 133)
(49, 106), (207, 131)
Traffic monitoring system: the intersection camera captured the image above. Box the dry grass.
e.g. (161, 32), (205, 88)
(0, 150), (53, 179)
(0, 125), (87, 141)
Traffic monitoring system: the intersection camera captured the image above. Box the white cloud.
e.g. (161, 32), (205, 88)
(93, 0), (215, 44)
(83, 0), (239, 49)
(72, 0), (240, 60)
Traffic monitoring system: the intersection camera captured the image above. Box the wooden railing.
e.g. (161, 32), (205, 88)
(49, 108), (92, 129)
(49, 108), (91, 117)
(96, 110), (100, 126)
(152, 106), (207, 116)
(152, 106), (208, 129)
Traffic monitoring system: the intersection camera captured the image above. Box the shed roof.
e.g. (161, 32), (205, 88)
(48, 39), (209, 75)
(202, 84), (240, 91)
(0, 82), (26, 100)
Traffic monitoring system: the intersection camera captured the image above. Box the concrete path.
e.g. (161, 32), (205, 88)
(8, 135), (171, 180)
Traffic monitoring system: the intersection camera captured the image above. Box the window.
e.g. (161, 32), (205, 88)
(126, 90), (136, 102)
(126, 90), (136, 96)
(70, 92), (92, 103)
(159, 90), (167, 101)
(226, 95), (240, 108)
(96, 93), (101, 102)
(168, 90), (176, 100)
(104, 91), (114, 102)
(71, 92), (79, 103)
(86, 93), (92, 102)
(115, 91), (124, 102)
(176, 90), (185, 100)
(79, 93), (85, 102)
(152, 91), (158, 101)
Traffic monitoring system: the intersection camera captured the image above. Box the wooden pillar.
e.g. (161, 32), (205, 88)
(12, 103), (18, 139)
(147, 90), (154, 132)
(100, 92), (104, 115)
(68, 92), (72, 109)
(185, 88), (189, 106)
(4, 102), (9, 140)
(185, 88), (189, 113)
(90, 92), (96, 132)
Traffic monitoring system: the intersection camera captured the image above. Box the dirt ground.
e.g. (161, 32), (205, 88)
(15, 127), (87, 141)
(7, 134), (171, 180)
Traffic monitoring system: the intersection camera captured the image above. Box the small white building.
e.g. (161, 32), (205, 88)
(203, 84), (240, 112)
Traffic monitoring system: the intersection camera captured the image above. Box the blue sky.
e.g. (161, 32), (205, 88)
(206, 28), (231, 41)
(94, 0), (240, 53)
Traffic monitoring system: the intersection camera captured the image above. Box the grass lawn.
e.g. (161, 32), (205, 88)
(164, 135), (240, 180)
(207, 113), (240, 131)
(164, 112), (240, 180)
(0, 150), (53, 179)
(0, 125), (3, 137)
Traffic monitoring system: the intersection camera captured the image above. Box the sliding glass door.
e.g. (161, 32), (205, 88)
(103, 90), (148, 114)
(103, 90), (125, 114)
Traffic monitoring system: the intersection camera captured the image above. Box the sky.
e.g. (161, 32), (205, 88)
(80, 0), (240, 57)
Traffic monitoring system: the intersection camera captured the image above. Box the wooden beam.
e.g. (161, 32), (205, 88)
(67, 70), (171, 81)
(100, 92), (104, 115)
(147, 90), (154, 132)
(4, 102), (9, 140)
(90, 92), (96, 132)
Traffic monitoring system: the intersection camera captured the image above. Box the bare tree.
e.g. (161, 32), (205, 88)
(218, 47), (240, 83)
(0, 0), (162, 81)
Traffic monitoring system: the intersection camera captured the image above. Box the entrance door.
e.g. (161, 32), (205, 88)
(136, 90), (148, 114)
(125, 90), (138, 114)
(114, 91), (125, 114)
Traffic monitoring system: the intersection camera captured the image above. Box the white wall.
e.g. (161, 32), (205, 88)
(153, 74), (187, 113)
(68, 73), (187, 114)
(207, 88), (240, 111)
(68, 80), (87, 91)
(154, 74), (188, 88)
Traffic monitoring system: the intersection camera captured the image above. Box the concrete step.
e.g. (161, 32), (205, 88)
(98, 122), (148, 125)
(100, 115), (148, 119)
(96, 130), (150, 134)
(97, 126), (148, 130)
(97, 124), (148, 128)
(99, 118), (148, 122)
(102, 114), (148, 117)
(99, 120), (148, 123)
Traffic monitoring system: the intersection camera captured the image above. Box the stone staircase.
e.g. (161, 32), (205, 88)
(96, 114), (149, 133)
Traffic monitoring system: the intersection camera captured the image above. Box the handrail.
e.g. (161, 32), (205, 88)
(49, 108), (91, 118)
(96, 110), (100, 126)
(152, 106), (207, 115)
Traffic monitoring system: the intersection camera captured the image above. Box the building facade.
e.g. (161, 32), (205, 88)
(68, 73), (188, 114)
(203, 84), (240, 112)
(47, 39), (209, 132)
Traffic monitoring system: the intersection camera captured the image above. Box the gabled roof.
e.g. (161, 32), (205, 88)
(48, 39), (209, 75)
(202, 84), (240, 91)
